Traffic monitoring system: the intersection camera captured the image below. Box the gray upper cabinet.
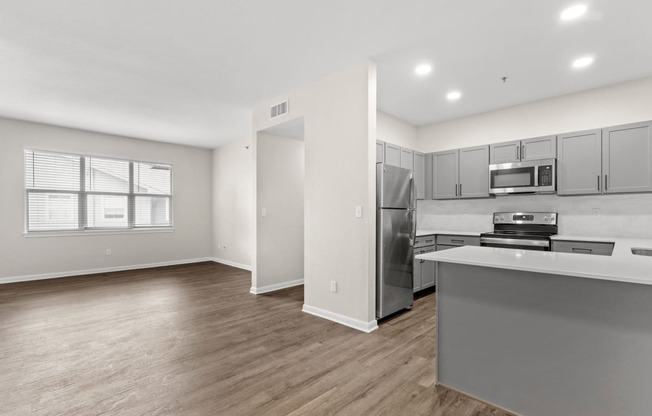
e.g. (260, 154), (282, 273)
(522, 135), (557, 161)
(414, 151), (425, 199)
(557, 129), (602, 195)
(459, 145), (490, 198)
(400, 148), (414, 170)
(384, 142), (401, 167)
(432, 150), (459, 199)
(490, 136), (557, 164)
(602, 121), (652, 194)
(489, 140), (521, 164)
(376, 140), (385, 164)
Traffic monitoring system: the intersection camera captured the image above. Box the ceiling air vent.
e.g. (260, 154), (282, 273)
(270, 100), (289, 119)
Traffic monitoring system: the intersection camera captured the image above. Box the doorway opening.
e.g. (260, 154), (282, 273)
(253, 117), (305, 301)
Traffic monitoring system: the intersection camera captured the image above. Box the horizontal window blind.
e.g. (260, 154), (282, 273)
(24, 150), (173, 232)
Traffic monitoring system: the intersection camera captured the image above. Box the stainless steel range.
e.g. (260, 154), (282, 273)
(480, 212), (558, 251)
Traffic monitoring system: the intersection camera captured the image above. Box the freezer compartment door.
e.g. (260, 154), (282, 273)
(377, 163), (413, 209)
(377, 208), (414, 319)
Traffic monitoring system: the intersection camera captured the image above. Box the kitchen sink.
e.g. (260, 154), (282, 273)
(631, 248), (652, 257)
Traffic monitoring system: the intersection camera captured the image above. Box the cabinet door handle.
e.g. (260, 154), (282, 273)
(605, 175), (608, 191)
(597, 175), (600, 191)
(522, 145), (526, 160)
(451, 239), (465, 244)
(455, 184), (458, 196)
(516, 146), (520, 160)
(572, 248), (593, 254)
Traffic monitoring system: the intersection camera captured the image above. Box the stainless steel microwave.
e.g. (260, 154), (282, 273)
(489, 158), (556, 195)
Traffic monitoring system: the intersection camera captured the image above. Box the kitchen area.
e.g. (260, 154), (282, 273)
(375, 108), (652, 415)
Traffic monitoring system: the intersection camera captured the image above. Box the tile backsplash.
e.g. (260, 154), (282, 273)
(417, 193), (652, 238)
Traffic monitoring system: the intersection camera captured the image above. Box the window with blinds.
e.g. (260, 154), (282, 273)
(25, 150), (173, 232)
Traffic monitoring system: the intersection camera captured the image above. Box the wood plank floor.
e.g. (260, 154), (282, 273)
(0, 262), (514, 416)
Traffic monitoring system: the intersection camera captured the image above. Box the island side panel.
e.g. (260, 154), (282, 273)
(437, 262), (652, 416)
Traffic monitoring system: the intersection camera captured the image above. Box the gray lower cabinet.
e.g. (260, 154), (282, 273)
(414, 235), (436, 292)
(489, 136), (556, 164)
(436, 235), (481, 247)
(435, 234), (480, 284)
(414, 151), (425, 199)
(376, 140), (385, 163)
(552, 240), (614, 256)
(432, 146), (489, 199)
(602, 121), (652, 194)
(384, 142), (401, 167)
(557, 129), (602, 195)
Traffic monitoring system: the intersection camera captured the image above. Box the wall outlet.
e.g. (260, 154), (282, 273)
(330, 281), (337, 293)
(592, 208), (601, 217)
(355, 206), (363, 218)
(105, 248), (112, 256)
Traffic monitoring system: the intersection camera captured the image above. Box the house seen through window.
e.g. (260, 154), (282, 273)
(25, 150), (172, 232)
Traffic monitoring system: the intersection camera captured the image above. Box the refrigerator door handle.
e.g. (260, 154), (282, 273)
(410, 177), (417, 245)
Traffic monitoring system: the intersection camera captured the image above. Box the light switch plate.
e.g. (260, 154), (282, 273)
(261, 208), (267, 217)
(355, 206), (363, 218)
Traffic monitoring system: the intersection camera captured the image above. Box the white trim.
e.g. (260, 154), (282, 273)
(250, 279), (303, 294)
(212, 257), (252, 272)
(302, 304), (379, 333)
(0, 257), (214, 285)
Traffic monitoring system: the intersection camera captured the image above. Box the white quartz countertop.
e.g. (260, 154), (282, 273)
(416, 237), (652, 286)
(416, 229), (486, 237)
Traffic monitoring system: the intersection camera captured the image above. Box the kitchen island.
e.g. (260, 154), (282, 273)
(417, 238), (652, 416)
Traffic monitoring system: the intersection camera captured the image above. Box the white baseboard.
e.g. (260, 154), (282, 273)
(250, 279), (304, 294)
(0, 257), (215, 285)
(211, 257), (252, 271)
(302, 304), (378, 333)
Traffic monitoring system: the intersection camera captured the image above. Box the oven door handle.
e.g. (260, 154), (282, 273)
(480, 237), (550, 247)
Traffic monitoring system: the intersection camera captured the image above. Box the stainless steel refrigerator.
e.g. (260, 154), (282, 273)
(376, 163), (416, 319)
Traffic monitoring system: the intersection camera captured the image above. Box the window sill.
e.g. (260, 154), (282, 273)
(23, 228), (174, 238)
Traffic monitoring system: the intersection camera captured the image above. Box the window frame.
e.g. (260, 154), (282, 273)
(24, 149), (174, 234)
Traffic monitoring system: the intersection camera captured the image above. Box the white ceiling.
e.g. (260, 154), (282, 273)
(1, 1), (652, 148)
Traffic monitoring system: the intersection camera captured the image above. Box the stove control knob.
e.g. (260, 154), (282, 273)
(544, 215), (552, 222)
(494, 215), (501, 222)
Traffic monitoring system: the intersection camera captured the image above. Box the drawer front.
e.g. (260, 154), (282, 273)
(436, 235), (480, 247)
(552, 240), (614, 256)
(415, 235), (436, 248)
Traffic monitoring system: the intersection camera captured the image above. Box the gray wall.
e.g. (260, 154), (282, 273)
(0, 117), (213, 280)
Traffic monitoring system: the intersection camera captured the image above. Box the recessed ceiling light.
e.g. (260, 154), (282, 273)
(415, 64), (433, 76)
(446, 91), (462, 101)
(560, 4), (587, 21)
(572, 56), (594, 69)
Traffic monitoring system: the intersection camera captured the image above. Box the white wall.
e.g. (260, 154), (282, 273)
(252, 61), (377, 332)
(0, 117), (213, 281)
(255, 132), (304, 291)
(377, 111), (417, 150)
(212, 137), (253, 269)
(417, 76), (652, 238)
(418, 193), (652, 238)
(418, 76), (652, 152)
